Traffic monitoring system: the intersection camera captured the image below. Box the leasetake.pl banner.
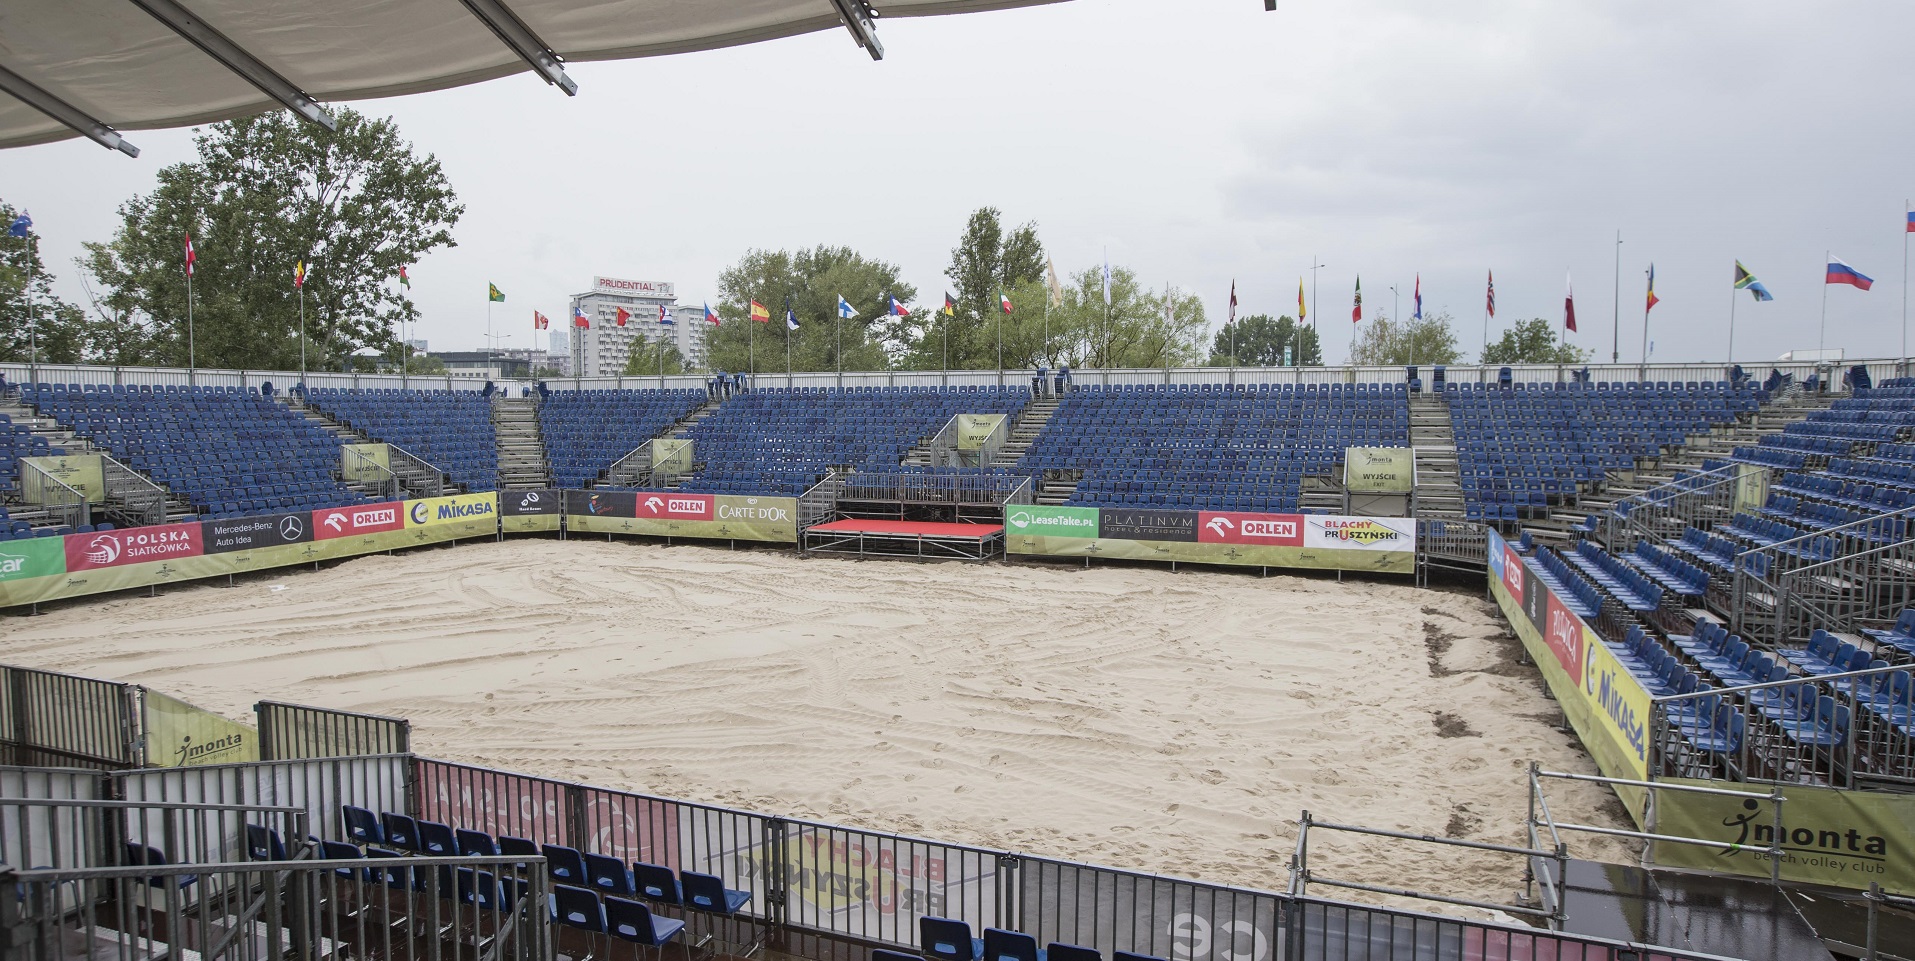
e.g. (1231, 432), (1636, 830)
(1006, 505), (1414, 574)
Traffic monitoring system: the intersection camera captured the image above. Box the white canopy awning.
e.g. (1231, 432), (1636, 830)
(0, 0), (1066, 153)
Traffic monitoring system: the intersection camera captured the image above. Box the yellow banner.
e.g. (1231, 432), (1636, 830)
(1734, 463), (1770, 514)
(143, 689), (259, 767)
(651, 439), (694, 473)
(1343, 447), (1415, 493)
(342, 443), (391, 482)
(21, 454), (105, 504)
(1654, 777), (1915, 892)
(956, 414), (1006, 450)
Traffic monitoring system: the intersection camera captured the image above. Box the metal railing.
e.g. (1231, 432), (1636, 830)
(114, 755), (411, 847)
(1649, 660), (1915, 790)
(0, 796), (307, 875)
(100, 455), (172, 527)
(1731, 507), (1915, 645)
(255, 702), (411, 762)
(835, 471), (1032, 506)
(17, 460), (90, 529)
(1, 666), (141, 769)
(1416, 518), (1487, 575)
(797, 470), (844, 531)
(1525, 765), (1785, 887)
(1287, 810), (1566, 928)
(342, 445), (402, 500)
(1603, 463), (1742, 552)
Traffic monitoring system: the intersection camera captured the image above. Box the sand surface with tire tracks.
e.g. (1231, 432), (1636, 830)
(1, 538), (1633, 914)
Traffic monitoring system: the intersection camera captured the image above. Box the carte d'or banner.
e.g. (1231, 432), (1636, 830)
(341, 443), (391, 482)
(499, 489), (562, 532)
(1008, 506), (1413, 574)
(143, 689), (259, 767)
(1486, 528), (1652, 789)
(404, 492), (500, 544)
(1343, 447), (1415, 493)
(1653, 777), (1915, 892)
(956, 414), (1006, 450)
(565, 490), (797, 543)
(21, 454), (105, 504)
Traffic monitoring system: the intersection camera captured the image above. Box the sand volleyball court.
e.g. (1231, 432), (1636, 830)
(2, 538), (1631, 909)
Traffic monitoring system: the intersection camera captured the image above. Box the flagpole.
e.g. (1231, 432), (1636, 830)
(299, 285), (307, 385)
(1820, 250), (1830, 357)
(1640, 266), (1651, 377)
(749, 297), (755, 379)
(25, 260), (35, 376)
(1612, 230), (1622, 365)
(1728, 261), (1738, 366)
(186, 269), (195, 380)
(1903, 201), (1910, 374)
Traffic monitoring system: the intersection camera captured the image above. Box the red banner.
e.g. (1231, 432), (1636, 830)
(313, 503), (404, 539)
(65, 524), (203, 571)
(1501, 543), (1526, 605)
(635, 492), (713, 521)
(582, 791), (681, 867)
(1197, 511), (1304, 546)
(1544, 590), (1586, 685)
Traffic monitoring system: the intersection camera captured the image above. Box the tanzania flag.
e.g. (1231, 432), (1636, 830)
(749, 300), (771, 323)
(488, 283), (504, 302)
(1734, 261), (1774, 302)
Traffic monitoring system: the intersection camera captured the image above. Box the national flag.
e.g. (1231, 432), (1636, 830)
(488, 283), (504, 302)
(888, 295), (910, 317)
(659, 305), (675, 326)
(1046, 259), (1064, 308)
(615, 306), (629, 327)
(1352, 276), (1362, 323)
(749, 299), (771, 323)
(1646, 263), (1659, 313)
(1734, 261), (1774, 302)
(1413, 274), (1423, 321)
(1907, 206), (1914, 233)
(398, 265), (410, 288)
(837, 295), (857, 320)
(1487, 270), (1496, 318)
(7, 212), (31, 238)
(574, 304), (590, 328)
(705, 303), (721, 326)
(1102, 254), (1112, 306)
(1000, 290), (1014, 314)
(1228, 281), (1238, 325)
(533, 311), (549, 330)
(293, 261), (306, 290)
(1298, 278), (1307, 323)
(942, 292), (957, 317)
(1827, 255), (1874, 291)
(184, 234), (196, 277)
(1564, 272), (1578, 332)
(785, 298), (799, 331)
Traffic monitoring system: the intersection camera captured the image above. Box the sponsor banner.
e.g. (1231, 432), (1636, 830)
(581, 791), (681, 870)
(0, 537), (68, 585)
(66, 525), (203, 572)
(566, 491), (797, 543)
(1653, 777), (1915, 892)
(415, 760), (570, 847)
(651, 439), (693, 474)
(1197, 511), (1303, 546)
(143, 689), (259, 768)
(1343, 447), (1415, 493)
(955, 414), (1006, 450)
(1009, 533), (1414, 575)
(1003, 505), (1099, 538)
(500, 489), (562, 533)
(405, 492), (499, 528)
(1305, 516), (1417, 551)
(314, 502), (404, 540)
(1019, 861), (1281, 961)
(1100, 508), (1199, 542)
(636, 492), (713, 521)
(1734, 462), (1770, 514)
(21, 454), (105, 503)
(1485, 528), (1651, 789)
(202, 511), (312, 554)
(341, 443), (391, 482)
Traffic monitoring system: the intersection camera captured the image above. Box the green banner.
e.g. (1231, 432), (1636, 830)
(1654, 777), (1915, 892)
(652, 439), (694, 473)
(342, 443), (391, 482)
(1004, 505), (1099, 538)
(0, 537), (69, 587)
(143, 689), (259, 767)
(1010, 534), (1414, 573)
(21, 454), (105, 504)
(1344, 447), (1415, 493)
(956, 414), (1006, 450)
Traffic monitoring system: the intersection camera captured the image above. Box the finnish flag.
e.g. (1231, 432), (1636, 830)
(837, 295), (857, 320)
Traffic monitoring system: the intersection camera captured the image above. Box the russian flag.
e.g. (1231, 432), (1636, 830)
(1826, 255), (1874, 291)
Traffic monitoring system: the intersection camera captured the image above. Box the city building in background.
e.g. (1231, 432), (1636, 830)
(568, 276), (706, 376)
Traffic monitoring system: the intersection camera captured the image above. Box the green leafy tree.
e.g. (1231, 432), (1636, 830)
(624, 341), (686, 376)
(705, 246), (915, 373)
(0, 201), (91, 364)
(81, 108), (461, 372)
(1035, 265), (1209, 369)
(1482, 317), (1591, 365)
(1348, 310), (1464, 367)
(1209, 314), (1322, 367)
(938, 207), (1044, 367)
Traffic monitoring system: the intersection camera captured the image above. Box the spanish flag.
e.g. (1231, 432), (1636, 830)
(749, 300), (771, 323)
(293, 261), (306, 289)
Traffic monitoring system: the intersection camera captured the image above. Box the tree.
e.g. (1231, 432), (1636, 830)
(940, 207), (1045, 366)
(0, 201), (92, 364)
(624, 341), (686, 376)
(1482, 317), (1591, 365)
(81, 108), (462, 372)
(404, 354), (448, 375)
(1208, 314), (1322, 367)
(1025, 265), (1209, 369)
(705, 246), (914, 373)
(1348, 310), (1464, 367)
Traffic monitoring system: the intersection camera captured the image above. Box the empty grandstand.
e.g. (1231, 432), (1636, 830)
(306, 388), (501, 494)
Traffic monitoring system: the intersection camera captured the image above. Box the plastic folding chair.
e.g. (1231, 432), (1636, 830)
(381, 812), (420, 851)
(585, 852), (636, 898)
(985, 928), (1045, 961)
(342, 805), (383, 845)
(632, 862), (682, 904)
(544, 843), (589, 886)
(1046, 944), (1101, 961)
(551, 883), (608, 961)
(921, 917), (984, 961)
(605, 895), (685, 961)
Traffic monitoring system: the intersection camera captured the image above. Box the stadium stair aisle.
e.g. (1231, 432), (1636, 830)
(283, 396), (448, 499)
(1409, 391), (1464, 519)
(493, 395), (551, 489)
(549, 390), (710, 490)
(988, 395), (1059, 468)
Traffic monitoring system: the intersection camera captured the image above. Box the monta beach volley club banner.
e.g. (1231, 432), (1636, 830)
(1005, 505), (1415, 574)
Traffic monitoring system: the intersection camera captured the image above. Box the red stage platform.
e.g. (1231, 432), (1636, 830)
(802, 519), (1005, 560)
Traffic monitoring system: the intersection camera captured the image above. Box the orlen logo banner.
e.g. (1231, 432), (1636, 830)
(313, 503), (404, 540)
(1197, 512), (1304, 546)
(636, 492), (713, 520)
(65, 524), (203, 571)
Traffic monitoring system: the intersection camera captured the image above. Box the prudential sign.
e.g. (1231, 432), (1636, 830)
(1004, 506), (1099, 538)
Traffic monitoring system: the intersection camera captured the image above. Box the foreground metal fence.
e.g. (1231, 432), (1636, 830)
(255, 701), (411, 762)
(0, 666), (141, 770)
(1603, 464), (1741, 553)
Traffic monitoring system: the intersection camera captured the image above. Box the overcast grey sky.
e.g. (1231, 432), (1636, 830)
(3, 0), (1911, 367)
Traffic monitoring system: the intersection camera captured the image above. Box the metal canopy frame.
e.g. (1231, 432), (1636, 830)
(0, 63), (140, 157)
(827, 0), (886, 60)
(456, 0), (579, 96)
(125, 0), (338, 131)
